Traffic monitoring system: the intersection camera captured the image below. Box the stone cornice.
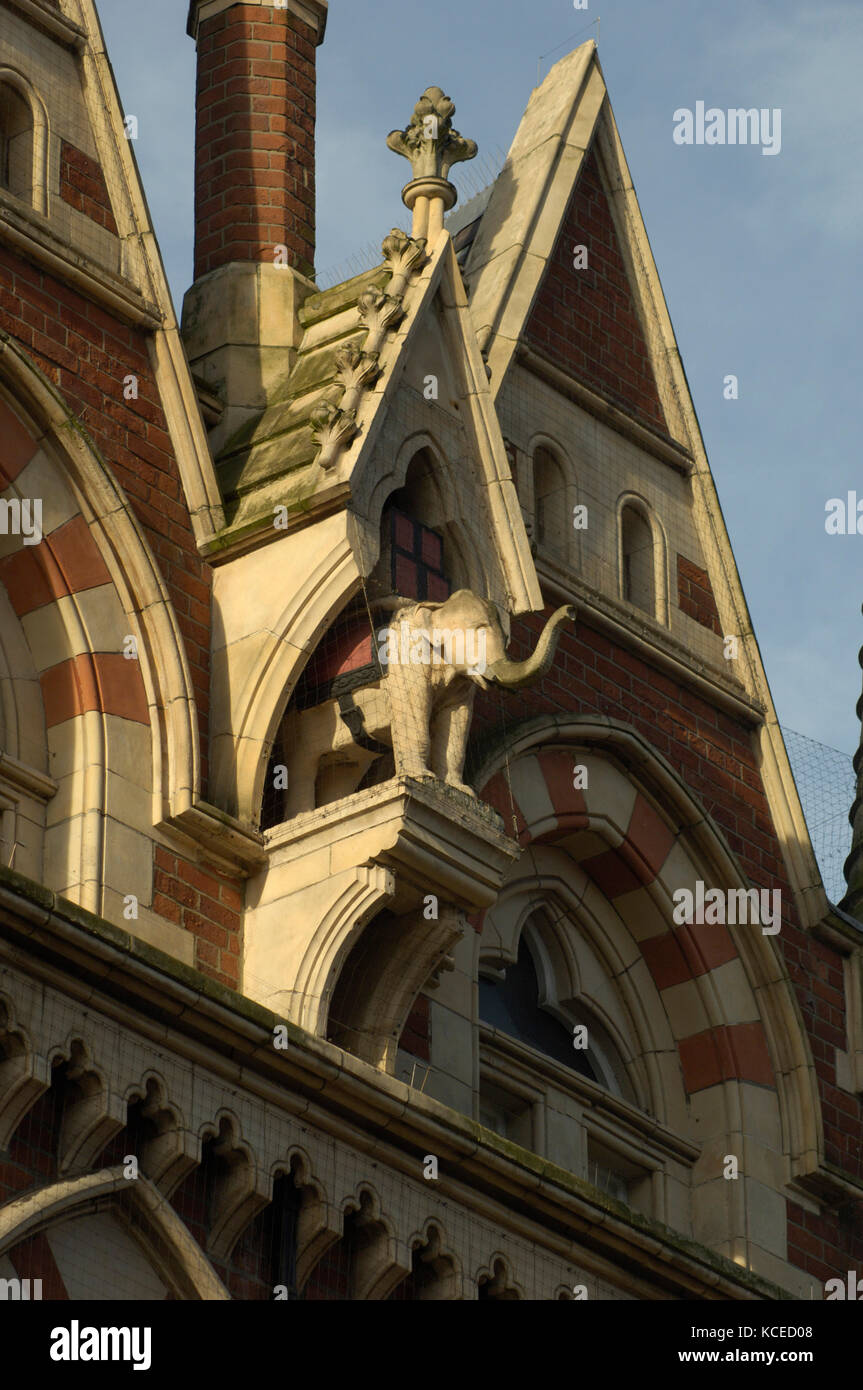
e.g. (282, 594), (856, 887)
(0, 195), (162, 329)
(160, 801), (266, 876)
(2, 0), (87, 50)
(517, 344), (693, 475)
(537, 563), (765, 729)
(186, 0), (328, 43)
(0, 752), (57, 804)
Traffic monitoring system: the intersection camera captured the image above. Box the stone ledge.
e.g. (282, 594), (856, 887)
(264, 774), (518, 911)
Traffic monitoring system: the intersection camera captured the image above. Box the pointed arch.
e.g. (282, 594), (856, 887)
(474, 714), (824, 1258)
(617, 491), (668, 624)
(0, 66), (49, 215)
(0, 338), (200, 905)
(0, 1167), (229, 1299)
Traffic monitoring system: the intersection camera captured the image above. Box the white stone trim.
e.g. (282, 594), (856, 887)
(187, 0), (328, 43)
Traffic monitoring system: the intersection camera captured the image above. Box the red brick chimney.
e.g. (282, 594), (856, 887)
(188, 0), (328, 280)
(183, 0), (328, 452)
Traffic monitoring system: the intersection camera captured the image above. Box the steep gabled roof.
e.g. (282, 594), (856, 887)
(460, 41), (829, 928)
(464, 42), (690, 448)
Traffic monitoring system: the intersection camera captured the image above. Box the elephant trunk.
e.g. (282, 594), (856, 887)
(486, 604), (576, 690)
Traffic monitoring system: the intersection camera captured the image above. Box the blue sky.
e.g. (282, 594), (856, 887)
(98, 0), (863, 760)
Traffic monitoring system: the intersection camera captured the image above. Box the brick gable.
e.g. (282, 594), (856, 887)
(525, 148), (668, 434)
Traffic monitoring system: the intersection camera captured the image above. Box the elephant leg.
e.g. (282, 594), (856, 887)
(430, 685), (476, 794)
(388, 664), (433, 779)
(284, 748), (320, 817)
(283, 702), (344, 817)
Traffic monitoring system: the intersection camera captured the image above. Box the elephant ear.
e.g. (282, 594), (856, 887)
(393, 599), (446, 623)
(403, 602), (447, 629)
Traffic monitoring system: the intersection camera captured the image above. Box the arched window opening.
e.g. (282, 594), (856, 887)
(620, 503), (656, 616)
(479, 934), (601, 1083)
(266, 1170), (303, 1300)
(477, 1259), (520, 1300)
(170, 1129), (232, 1257)
(387, 1228), (455, 1301)
(96, 1085), (162, 1174)
(301, 1210), (358, 1299)
(301, 1193), (383, 1301)
(5, 1056), (71, 1190)
(260, 594), (387, 828)
(382, 505), (449, 602)
(0, 81), (34, 204)
(373, 449), (453, 602)
(533, 446), (567, 559)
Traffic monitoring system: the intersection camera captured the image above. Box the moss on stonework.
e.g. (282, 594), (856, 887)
(466, 1115), (793, 1299)
(207, 262), (392, 523)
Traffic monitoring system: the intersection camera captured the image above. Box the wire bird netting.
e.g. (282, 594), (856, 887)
(781, 726), (856, 904)
(315, 149), (507, 291)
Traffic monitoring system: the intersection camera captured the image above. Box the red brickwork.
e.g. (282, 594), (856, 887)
(154, 846), (243, 987)
(194, 4), (317, 280)
(525, 148), (667, 434)
(678, 554), (722, 635)
(0, 247), (212, 786)
(0, 1085), (58, 1204)
(59, 141), (119, 235)
(787, 1200), (863, 1292)
(472, 604), (863, 1278)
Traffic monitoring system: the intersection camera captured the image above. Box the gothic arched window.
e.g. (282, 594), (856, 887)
(479, 934), (600, 1082)
(533, 446), (568, 560)
(0, 72), (46, 214)
(0, 81), (32, 201)
(620, 501), (657, 616)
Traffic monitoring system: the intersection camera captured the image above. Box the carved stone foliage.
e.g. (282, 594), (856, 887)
(381, 228), (428, 289)
(357, 287), (405, 338)
(310, 399), (359, 469)
(386, 87), (478, 182)
(333, 343), (381, 394)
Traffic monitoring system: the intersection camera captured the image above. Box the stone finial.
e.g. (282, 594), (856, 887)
(386, 87), (477, 240)
(386, 87), (477, 181)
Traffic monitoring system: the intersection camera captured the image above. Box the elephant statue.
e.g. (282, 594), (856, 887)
(279, 590), (576, 819)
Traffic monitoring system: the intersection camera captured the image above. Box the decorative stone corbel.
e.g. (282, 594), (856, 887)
(387, 86), (477, 240)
